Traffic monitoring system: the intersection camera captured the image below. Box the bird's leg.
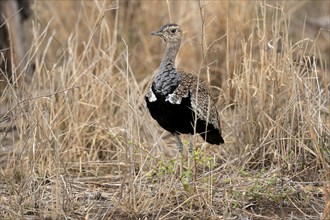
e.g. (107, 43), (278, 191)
(174, 133), (183, 153)
(188, 134), (194, 174)
(174, 133), (183, 176)
(188, 134), (194, 154)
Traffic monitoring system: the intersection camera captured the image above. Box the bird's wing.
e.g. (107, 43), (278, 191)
(170, 72), (221, 130)
(190, 82), (221, 130)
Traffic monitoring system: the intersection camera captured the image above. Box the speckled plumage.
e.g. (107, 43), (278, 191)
(146, 24), (224, 147)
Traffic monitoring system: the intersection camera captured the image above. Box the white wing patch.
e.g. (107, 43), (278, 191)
(166, 93), (181, 104)
(147, 89), (157, 102)
(165, 87), (189, 105)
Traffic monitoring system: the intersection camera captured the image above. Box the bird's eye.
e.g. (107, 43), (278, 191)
(171, 29), (177, 33)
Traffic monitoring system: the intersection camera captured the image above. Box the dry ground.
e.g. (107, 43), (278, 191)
(0, 1), (329, 219)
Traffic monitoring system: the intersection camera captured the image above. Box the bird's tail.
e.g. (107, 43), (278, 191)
(198, 123), (224, 145)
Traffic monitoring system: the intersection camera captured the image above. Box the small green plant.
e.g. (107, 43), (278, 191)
(181, 168), (193, 192)
(192, 148), (214, 169)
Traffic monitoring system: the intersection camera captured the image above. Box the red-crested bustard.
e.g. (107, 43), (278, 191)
(145, 24), (224, 172)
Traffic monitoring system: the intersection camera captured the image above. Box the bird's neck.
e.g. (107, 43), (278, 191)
(153, 41), (181, 95)
(159, 41), (181, 71)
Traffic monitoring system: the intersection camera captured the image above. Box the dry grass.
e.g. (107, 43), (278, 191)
(0, 1), (329, 219)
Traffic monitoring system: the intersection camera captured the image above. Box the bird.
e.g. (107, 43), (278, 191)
(145, 23), (224, 160)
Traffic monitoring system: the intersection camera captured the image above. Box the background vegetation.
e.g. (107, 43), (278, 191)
(1, 1), (329, 219)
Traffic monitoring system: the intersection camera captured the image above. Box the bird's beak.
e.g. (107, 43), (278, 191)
(151, 30), (163, 36)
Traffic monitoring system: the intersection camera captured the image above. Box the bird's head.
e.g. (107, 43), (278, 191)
(151, 23), (182, 44)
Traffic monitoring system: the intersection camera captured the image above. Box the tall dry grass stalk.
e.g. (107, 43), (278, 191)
(0, 1), (329, 219)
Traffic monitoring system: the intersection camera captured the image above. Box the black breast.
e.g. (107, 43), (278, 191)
(146, 86), (194, 135)
(146, 86), (224, 145)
